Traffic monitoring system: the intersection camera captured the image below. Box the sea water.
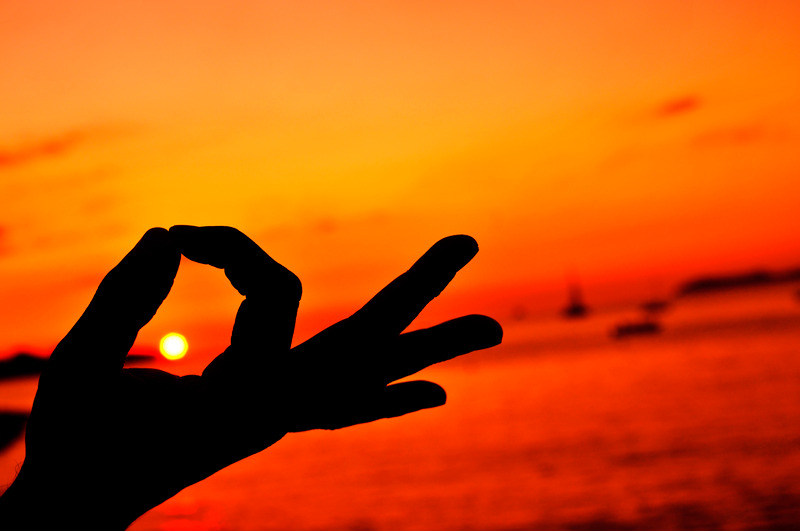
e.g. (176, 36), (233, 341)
(2, 284), (799, 530)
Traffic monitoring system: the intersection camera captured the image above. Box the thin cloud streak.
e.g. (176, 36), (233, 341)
(0, 124), (139, 168)
(655, 95), (702, 119)
(0, 226), (8, 257)
(691, 123), (790, 149)
(0, 131), (87, 168)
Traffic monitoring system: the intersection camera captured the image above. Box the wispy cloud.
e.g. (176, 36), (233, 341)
(0, 225), (8, 257)
(690, 123), (787, 149)
(655, 95), (701, 119)
(0, 131), (88, 168)
(0, 125), (137, 169)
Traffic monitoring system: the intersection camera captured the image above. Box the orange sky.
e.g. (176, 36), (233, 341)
(1, 1), (799, 359)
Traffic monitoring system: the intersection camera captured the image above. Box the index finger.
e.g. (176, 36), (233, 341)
(169, 225), (301, 300)
(169, 226), (301, 362)
(48, 228), (180, 381)
(348, 235), (478, 337)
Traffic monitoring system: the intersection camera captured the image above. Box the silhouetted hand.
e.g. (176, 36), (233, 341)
(0, 226), (502, 530)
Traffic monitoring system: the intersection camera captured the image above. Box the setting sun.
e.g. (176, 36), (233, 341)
(159, 333), (188, 361)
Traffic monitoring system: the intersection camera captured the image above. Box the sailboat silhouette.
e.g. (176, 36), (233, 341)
(562, 283), (589, 318)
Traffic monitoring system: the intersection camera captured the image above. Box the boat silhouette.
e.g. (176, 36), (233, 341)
(562, 283), (589, 318)
(640, 298), (669, 314)
(611, 318), (662, 339)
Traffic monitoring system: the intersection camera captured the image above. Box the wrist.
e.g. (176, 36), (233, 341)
(0, 466), (60, 530)
(0, 463), (132, 531)
(0, 474), (30, 529)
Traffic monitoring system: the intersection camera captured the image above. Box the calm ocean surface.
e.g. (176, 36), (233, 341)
(2, 284), (800, 530)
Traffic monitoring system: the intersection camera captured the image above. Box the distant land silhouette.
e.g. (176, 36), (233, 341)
(0, 352), (157, 381)
(0, 412), (26, 451)
(0, 353), (46, 381)
(678, 267), (800, 297)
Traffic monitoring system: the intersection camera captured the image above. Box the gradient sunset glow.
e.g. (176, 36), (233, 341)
(1, 1), (799, 361)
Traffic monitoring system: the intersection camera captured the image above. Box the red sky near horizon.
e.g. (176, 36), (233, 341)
(1, 1), (799, 360)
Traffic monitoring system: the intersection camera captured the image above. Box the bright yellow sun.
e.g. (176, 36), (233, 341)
(159, 333), (188, 360)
